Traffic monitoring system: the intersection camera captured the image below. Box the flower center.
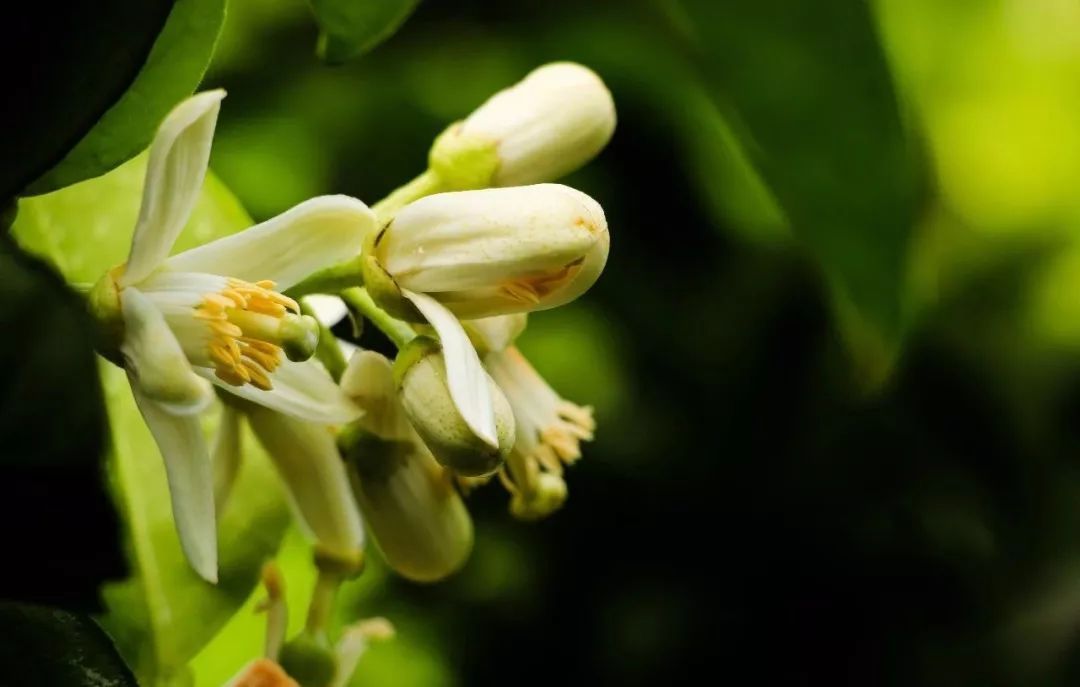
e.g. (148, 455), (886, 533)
(194, 278), (318, 390)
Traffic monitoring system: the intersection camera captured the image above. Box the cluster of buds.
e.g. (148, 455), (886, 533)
(89, 61), (614, 685)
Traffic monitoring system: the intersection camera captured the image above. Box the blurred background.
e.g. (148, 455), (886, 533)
(12, 0), (1080, 685)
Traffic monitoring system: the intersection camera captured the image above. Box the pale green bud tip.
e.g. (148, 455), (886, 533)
(510, 472), (568, 521)
(278, 314), (319, 362)
(278, 633), (337, 687)
(428, 123), (501, 191)
(394, 337), (515, 476)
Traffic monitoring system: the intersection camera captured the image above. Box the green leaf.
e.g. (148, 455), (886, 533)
(98, 364), (292, 686)
(0, 603), (137, 687)
(310, 0), (422, 64)
(675, 0), (923, 385)
(12, 154), (249, 285)
(11, 156), (292, 686)
(25, 0), (226, 196)
(2, 3), (173, 200)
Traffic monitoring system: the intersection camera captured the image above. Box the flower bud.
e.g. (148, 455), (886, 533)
(394, 337), (514, 475)
(278, 633), (337, 687)
(430, 62), (615, 188)
(341, 428), (474, 583)
(367, 184), (609, 319)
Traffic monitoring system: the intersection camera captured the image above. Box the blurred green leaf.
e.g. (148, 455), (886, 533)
(12, 154), (249, 285)
(0, 603), (137, 687)
(26, 0), (227, 196)
(11, 156), (291, 685)
(310, 0), (422, 64)
(675, 0), (923, 385)
(0, 239), (104, 467)
(99, 364), (292, 685)
(3, 3), (172, 200)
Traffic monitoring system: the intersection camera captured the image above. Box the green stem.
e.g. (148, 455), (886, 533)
(305, 567), (342, 636)
(300, 297), (347, 382)
(286, 255), (364, 299)
(371, 169), (443, 221)
(340, 287), (416, 348)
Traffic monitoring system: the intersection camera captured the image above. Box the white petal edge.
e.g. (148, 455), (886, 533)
(120, 287), (213, 415)
(196, 359), (362, 425)
(246, 406), (365, 558)
(303, 294), (348, 328)
(129, 380), (218, 583)
(212, 404), (243, 514)
(403, 290), (498, 447)
(122, 90), (225, 286)
(164, 195), (376, 290)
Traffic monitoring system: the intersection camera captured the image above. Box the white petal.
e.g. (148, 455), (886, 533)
(122, 90), (225, 286)
(212, 404), (243, 514)
(382, 185), (600, 293)
(402, 290), (497, 447)
(129, 380), (218, 583)
(340, 349), (411, 439)
(120, 287), (213, 415)
(304, 294), (348, 328)
(197, 359), (362, 425)
(465, 314), (527, 353)
(246, 406), (365, 558)
(164, 195), (375, 290)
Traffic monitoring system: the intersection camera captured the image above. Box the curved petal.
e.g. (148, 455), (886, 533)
(197, 359), (362, 425)
(129, 379), (218, 583)
(120, 287), (213, 415)
(246, 406), (365, 559)
(304, 294), (348, 328)
(165, 195), (375, 290)
(212, 404), (243, 514)
(122, 90), (225, 286)
(403, 290), (497, 447)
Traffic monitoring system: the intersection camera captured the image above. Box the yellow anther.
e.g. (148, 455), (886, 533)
(242, 360), (273, 391)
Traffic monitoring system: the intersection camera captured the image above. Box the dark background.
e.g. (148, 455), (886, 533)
(8, 1), (1080, 685)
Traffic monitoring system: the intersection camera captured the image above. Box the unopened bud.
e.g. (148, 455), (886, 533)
(430, 62), (616, 188)
(394, 337), (514, 476)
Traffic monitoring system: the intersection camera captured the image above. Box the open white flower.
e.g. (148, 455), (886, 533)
(466, 316), (595, 520)
(92, 90), (373, 581)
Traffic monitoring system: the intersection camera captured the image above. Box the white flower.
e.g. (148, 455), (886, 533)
(364, 183), (609, 320)
(485, 347), (594, 520)
(93, 91), (373, 580)
(465, 315), (594, 520)
(340, 351), (474, 582)
(430, 62), (616, 188)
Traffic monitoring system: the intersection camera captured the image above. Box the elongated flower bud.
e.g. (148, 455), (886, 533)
(363, 184), (609, 320)
(341, 429), (474, 583)
(393, 337), (515, 476)
(430, 62), (615, 188)
(340, 350), (474, 582)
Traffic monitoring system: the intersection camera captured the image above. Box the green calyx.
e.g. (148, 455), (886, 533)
(279, 632), (338, 687)
(87, 266), (125, 365)
(338, 423), (413, 482)
(428, 122), (501, 191)
(360, 222), (422, 321)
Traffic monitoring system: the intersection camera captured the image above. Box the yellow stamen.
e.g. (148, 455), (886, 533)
(195, 278), (317, 391)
